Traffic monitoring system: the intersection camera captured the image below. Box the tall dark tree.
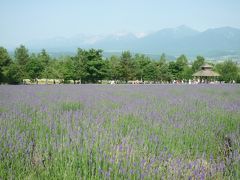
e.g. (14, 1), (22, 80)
(119, 51), (134, 83)
(107, 55), (121, 80)
(38, 49), (51, 67)
(15, 45), (29, 66)
(175, 54), (188, 80)
(0, 47), (11, 68)
(74, 49), (105, 83)
(72, 48), (88, 83)
(50, 59), (64, 80)
(85, 49), (106, 83)
(159, 53), (167, 65)
(215, 60), (239, 83)
(156, 54), (171, 82)
(134, 54), (151, 81)
(26, 54), (44, 81)
(5, 63), (23, 84)
(158, 62), (172, 83)
(176, 55), (188, 69)
(61, 56), (75, 82)
(192, 56), (205, 72)
(14, 45), (30, 79)
(168, 61), (179, 80)
(0, 47), (11, 83)
(144, 62), (158, 82)
(181, 66), (193, 81)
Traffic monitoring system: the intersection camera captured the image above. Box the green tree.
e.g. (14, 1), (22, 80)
(5, 63), (24, 84)
(0, 47), (11, 83)
(25, 54), (44, 81)
(168, 61), (179, 80)
(38, 49), (51, 67)
(144, 62), (158, 82)
(119, 51), (134, 83)
(62, 56), (75, 82)
(134, 54), (151, 81)
(175, 54), (188, 80)
(156, 54), (172, 82)
(74, 48), (105, 83)
(15, 45), (29, 66)
(182, 66), (193, 81)
(72, 48), (88, 83)
(158, 62), (172, 83)
(192, 56), (205, 72)
(86, 49), (105, 83)
(106, 55), (121, 80)
(159, 53), (167, 65)
(50, 59), (64, 80)
(215, 60), (238, 83)
(14, 45), (30, 80)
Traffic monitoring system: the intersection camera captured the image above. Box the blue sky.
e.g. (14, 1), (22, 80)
(1, 0), (240, 47)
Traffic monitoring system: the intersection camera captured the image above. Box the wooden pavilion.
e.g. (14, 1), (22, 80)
(193, 64), (220, 83)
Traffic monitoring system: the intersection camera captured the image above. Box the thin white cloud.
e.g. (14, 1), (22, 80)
(84, 35), (104, 44)
(134, 32), (148, 38)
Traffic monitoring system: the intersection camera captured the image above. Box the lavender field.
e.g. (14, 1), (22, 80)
(0, 84), (239, 179)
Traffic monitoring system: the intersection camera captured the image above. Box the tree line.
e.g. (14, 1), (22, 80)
(0, 45), (239, 84)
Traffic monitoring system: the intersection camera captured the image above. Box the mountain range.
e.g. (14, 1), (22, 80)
(25, 25), (240, 59)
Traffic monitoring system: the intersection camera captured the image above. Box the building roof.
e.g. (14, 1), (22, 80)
(193, 69), (220, 77)
(200, 63), (213, 69)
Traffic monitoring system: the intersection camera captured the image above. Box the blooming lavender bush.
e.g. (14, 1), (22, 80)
(0, 84), (239, 179)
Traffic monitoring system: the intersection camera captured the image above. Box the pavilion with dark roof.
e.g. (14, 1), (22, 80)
(193, 64), (220, 83)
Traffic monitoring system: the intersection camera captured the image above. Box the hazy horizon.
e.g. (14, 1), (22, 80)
(1, 0), (240, 48)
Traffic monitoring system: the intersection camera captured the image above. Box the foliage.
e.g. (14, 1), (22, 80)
(106, 55), (121, 80)
(119, 51), (135, 82)
(0, 47), (12, 83)
(5, 63), (24, 84)
(215, 60), (239, 83)
(26, 54), (44, 80)
(134, 54), (151, 81)
(0, 47), (11, 68)
(60, 56), (75, 81)
(0, 45), (240, 84)
(143, 61), (158, 82)
(175, 54), (189, 80)
(192, 56), (205, 72)
(14, 45), (30, 66)
(157, 55), (172, 82)
(74, 48), (106, 83)
(182, 66), (193, 81)
(38, 49), (51, 67)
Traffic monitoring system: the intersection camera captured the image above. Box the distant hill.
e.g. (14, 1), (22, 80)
(25, 25), (240, 59)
